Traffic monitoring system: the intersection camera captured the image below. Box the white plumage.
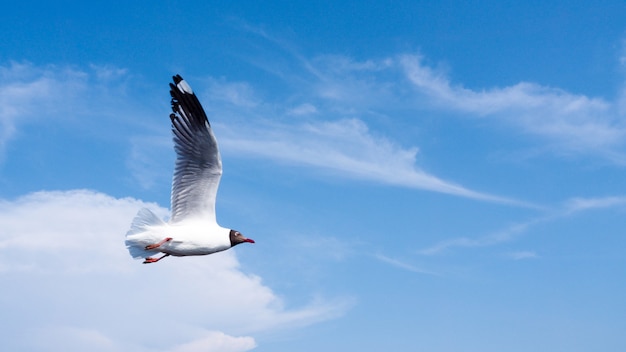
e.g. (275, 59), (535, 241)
(125, 75), (254, 264)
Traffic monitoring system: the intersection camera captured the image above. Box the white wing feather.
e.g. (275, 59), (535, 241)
(168, 75), (222, 224)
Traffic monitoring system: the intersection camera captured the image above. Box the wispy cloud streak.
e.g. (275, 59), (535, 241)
(0, 62), (132, 159)
(1, 61), (517, 204)
(398, 54), (626, 160)
(375, 253), (439, 276)
(9, 53), (621, 205)
(282, 51), (626, 162)
(419, 195), (626, 255)
(217, 118), (520, 204)
(0, 62), (84, 152)
(505, 251), (539, 260)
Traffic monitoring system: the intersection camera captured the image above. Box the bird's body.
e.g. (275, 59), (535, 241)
(126, 209), (231, 258)
(125, 75), (254, 264)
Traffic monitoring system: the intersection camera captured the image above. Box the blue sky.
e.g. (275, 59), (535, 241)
(1, 1), (626, 351)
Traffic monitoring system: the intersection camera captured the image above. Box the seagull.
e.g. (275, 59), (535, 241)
(125, 74), (254, 264)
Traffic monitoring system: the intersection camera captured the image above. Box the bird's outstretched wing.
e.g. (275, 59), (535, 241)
(168, 74), (222, 223)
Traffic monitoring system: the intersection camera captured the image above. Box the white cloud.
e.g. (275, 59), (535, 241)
(288, 103), (318, 116)
(0, 62), (137, 162)
(90, 64), (128, 82)
(26, 326), (256, 352)
(7, 59), (594, 207)
(0, 62), (85, 153)
(217, 118), (520, 204)
(288, 52), (626, 162)
(398, 54), (626, 160)
(29, 326), (118, 352)
(564, 195), (626, 213)
(304, 55), (400, 107)
(127, 135), (173, 190)
(170, 331), (256, 352)
(506, 251), (538, 260)
(418, 221), (535, 255)
(419, 195), (626, 255)
(374, 254), (438, 275)
(0, 190), (349, 350)
(204, 77), (260, 108)
(2, 62), (523, 204)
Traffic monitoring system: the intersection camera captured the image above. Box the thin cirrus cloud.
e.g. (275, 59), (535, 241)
(417, 195), (626, 255)
(9, 52), (620, 208)
(6, 58), (596, 206)
(290, 52), (626, 162)
(506, 251), (539, 260)
(193, 69), (523, 204)
(374, 253), (438, 276)
(0, 62), (85, 151)
(0, 190), (351, 351)
(216, 118), (516, 204)
(0, 62), (134, 160)
(397, 54), (626, 160)
(0, 61), (509, 204)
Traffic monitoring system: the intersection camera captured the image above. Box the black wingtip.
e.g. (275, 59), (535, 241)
(172, 74), (183, 84)
(171, 74), (194, 95)
(168, 75), (209, 128)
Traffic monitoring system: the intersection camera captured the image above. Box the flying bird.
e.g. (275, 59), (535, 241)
(125, 75), (254, 264)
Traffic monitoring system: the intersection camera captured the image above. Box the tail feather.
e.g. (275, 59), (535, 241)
(125, 208), (167, 259)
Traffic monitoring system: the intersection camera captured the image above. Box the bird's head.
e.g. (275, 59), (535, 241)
(229, 229), (255, 247)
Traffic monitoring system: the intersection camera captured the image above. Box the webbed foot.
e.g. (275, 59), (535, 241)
(145, 237), (173, 250)
(143, 253), (170, 264)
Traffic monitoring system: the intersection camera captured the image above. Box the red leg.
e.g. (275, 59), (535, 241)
(143, 253), (170, 264)
(145, 237), (173, 250)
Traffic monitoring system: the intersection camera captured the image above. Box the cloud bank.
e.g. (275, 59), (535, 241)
(0, 190), (350, 351)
